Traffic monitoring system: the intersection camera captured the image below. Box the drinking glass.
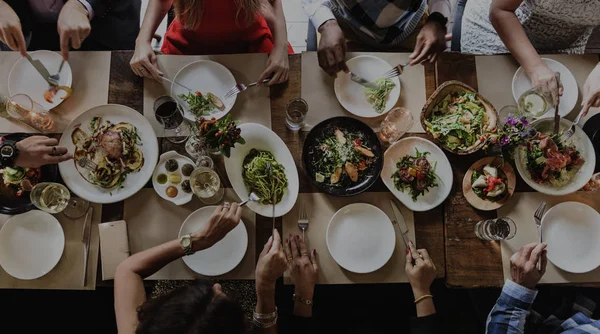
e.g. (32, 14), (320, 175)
(62, 196), (90, 219)
(517, 86), (554, 118)
(499, 105), (521, 123)
(185, 135), (207, 160)
(378, 107), (414, 144)
(195, 155), (214, 170)
(286, 97), (308, 131)
(30, 182), (70, 214)
(475, 217), (517, 241)
(190, 167), (224, 204)
(154, 96), (191, 143)
(5, 94), (62, 133)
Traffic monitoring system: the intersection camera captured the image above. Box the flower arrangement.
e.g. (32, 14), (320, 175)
(487, 114), (536, 161)
(196, 115), (245, 157)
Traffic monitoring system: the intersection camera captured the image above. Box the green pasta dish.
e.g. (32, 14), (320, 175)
(242, 149), (287, 205)
(364, 78), (395, 113)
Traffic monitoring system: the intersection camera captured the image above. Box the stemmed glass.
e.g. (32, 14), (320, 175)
(5, 94), (63, 133)
(378, 107), (414, 144)
(153, 96), (191, 143)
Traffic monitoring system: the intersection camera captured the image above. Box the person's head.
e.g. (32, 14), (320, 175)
(174, 0), (267, 29)
(136, 280), (246, 334)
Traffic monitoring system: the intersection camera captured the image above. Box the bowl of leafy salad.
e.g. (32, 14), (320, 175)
(421, 81), (499, 155)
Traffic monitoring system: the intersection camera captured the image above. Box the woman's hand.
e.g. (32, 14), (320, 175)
(317, 20), (348, 77)
(130, 41), (163, 81)
(258, 44), (289, 86)
(190, 203), (241, 251)
(509, 243), (547, 289)
(409, 21), (449, 65)
(256, 229), (287, 294)
(582, 64), (600, 117)
(405, 241), (436, 297)
(284, 234), (318, 299)
(57, 0), (91, 61)
(0, 1), (26, 56)
(528, 64), (563, 106)
(14, 136), (72, 168)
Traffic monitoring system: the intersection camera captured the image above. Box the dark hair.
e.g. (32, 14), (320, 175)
(136, 280), (247, 334)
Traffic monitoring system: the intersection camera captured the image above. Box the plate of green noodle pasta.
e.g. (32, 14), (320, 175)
(224, 123), (299, 217)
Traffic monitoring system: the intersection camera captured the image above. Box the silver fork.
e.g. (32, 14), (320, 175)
(224, 79), (270, 100)
(49, 60), (65, 83)
(382, 61), (411, 79)
(533, 201), (547, 270)
(77, 158), (97, 171)
(298, 202), (308, 239)
(558, 109), (585, 143)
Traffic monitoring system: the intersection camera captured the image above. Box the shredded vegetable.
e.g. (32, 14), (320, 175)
(364, 78), (395, 113)
(179, 91), (219, 118)
(242, 149), (287, 205)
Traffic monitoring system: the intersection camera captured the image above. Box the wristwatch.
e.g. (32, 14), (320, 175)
(0, 139), (19, 167)
(180, 234), (194, 256)
(426, 12), (448, 27)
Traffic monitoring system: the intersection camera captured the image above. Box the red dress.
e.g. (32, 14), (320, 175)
(161, 0), (294, 55)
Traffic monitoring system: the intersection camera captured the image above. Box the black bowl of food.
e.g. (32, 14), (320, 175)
(0, 133), (59, 214)
(302, 117), (383, 196)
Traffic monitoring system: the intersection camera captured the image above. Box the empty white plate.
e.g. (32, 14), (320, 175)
(171, 60), (237, 121)
(179, 206), (248, 276)
(512, 58), (578, 118)
(326, 203), (395, 273)
(0, 210), (65, 280)
(8, 50), (73, 110)
(542, 202), (600, 273)
(334, 55), (401, 118)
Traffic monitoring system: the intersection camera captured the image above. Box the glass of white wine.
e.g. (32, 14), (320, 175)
(518, 87), (552, 118)
(190, 167), (224, 204)
(30, 182), (70, 214)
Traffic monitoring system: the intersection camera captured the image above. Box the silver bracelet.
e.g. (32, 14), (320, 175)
(253, 307), (277, 320)
(253, 314), (278, 328)
(293, 293), (313, 306)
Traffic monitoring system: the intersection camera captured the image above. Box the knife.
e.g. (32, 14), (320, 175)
(25, 53), (58, 86)
(390, 200), (412, 249)
(272, 193), (276, 238)
(81, 207), (93, 287)
(350, 72), (379, 89)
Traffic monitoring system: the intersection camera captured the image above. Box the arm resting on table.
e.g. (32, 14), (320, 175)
(485, 279), (538, 334)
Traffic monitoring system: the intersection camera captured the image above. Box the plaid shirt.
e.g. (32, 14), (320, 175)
(486, 280), (600, 333)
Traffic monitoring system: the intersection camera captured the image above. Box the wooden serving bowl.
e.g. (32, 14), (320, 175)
(462, 157), (516, 211)
(421, 80), (499, 155)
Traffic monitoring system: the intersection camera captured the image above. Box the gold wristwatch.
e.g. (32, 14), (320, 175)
(180, 234), (194, 256)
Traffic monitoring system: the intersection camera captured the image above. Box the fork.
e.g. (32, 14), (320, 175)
(558, 108), (585, 143)
(298, 202), (308, 239)
(381, 61), (411, 79)
(223, 79), (270, 100)
(49, 60), (65, 83)
(77, 158), (97, 171)
(533, 201), (547, 270)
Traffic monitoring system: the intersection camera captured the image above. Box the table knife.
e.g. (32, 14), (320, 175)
(25, 53), (58, 86)
(81, 207), (93, 287)
(350, 72), (379, 89)
(272, 193), (276, 238)
(390, 200), (412, 249)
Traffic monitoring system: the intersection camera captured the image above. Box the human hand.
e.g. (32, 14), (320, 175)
(0, 2), (26, 56)
(509, 243), (547, 289)
(528, 64), (563, 106)
(130, 41), (163, 81)
(14, 136), (72, 168)
(317, 20), (348, 77)
(284, 234), (318, 299)
(256, 229), (287, 294)
(258, 44), (289, 85)
(409, 21), (448, 65)
(581, 64), (600, 117)
(191, 203), (242, 251)
(405, 241), (436, 297)
(57, 0), (91, 61)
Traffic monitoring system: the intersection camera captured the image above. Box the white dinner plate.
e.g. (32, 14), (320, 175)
(334, 55), (400, 118)
(171, 60), (237, 121)
(542, 202), (600, 273)
(381, 137), (453, 212)
(512, 58), (578, 118)
(179, 206), (248, 276)
(224, 123), (299, 217)
(152, 151), (195, 206)
(0, 210), (64, 280)
(326, 203), (395, 273)
(8, 50), (73, 110)
(58, 104), (159, 204)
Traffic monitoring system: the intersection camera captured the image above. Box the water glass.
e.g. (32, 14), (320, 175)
(499, 105), (521, 123)
(185, 135), (207, 160)
(5, 94), (62, 133)
(475, 217), (517, 241)
(30, 182), (70, 214)
(154, 96), (191, 143)
(285, 97), (308, 131)
(378, 107), (414, 144)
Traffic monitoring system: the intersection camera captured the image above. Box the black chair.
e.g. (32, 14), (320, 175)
(451, 0), (468, 52)
(307, 21), (318, 51)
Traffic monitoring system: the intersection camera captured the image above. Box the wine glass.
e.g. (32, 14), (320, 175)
(378, 107), (414, 144)
(153, 96), (191, 144)
(30, 182), (70, 214)
(6, 94), (61, 133)
(190, 167), (224, 204)
(62, 196), (90, 219)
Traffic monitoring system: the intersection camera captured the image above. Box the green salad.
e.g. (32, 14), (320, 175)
(178, 91), (225, 118)
(364, 78), (395, 113)
(242, 149), (287, 205)
(392, 148), (440, 202)
(424, 92), (486, 152)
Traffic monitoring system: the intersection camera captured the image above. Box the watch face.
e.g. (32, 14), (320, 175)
(181, 237), (191, 248)
(1, 145), (14, 158)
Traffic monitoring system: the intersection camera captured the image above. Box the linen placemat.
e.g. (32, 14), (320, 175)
(143, 54), (271, 136)
(123, 188), (256, 280)
(301, 52), (427, 132)
(475, 54), (599, 125)
(0, 51), (110, 133)
(498, 192), (600, 284)
(0, 203), (102, 290)
(282, 192), (417, 285)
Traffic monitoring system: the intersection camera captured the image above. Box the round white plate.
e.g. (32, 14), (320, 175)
(8, 50), (73, 110)
(152, 151), (195, 205)
(58, 104), (159, 204)
(512, 58), (578, 118)
(542, 202), (600, 273)
(381, 137), (453, 212)
(224, 123), (299, 217)
(179, 206), (248, 276)
(334, 55), (400, 118)
(171, 60), (237, 121)
(515, 118), (596, 196)
(0, 210), (64, 280)
(326, 203), (395, 273)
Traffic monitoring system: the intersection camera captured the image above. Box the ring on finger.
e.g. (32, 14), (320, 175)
(287, 257), (293, 262)
(301, 253), (309, 257)
(51, 146), (57, 155)
(140, 67), (145, 72)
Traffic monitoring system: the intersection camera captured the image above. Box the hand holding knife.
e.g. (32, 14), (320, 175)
(390, 200), (412, 250)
